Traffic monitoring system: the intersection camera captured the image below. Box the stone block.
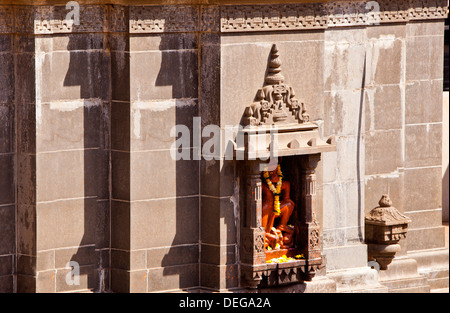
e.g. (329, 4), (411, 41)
(130, 98), (198, 152)
(111, 101), (130, 152)
(36, 99), (104, 153)
(37, 50), (110, 103)
(130, 33), (197, 52)
(36, 149), (98, 202)
(55, 265), (96, 293)
(36, 198), (96, 251)
(130, 49), (198, 101)
(110, 268), (129, 293)
(111, 51), (130, 102)
(324, 27), (366, 92)
(321, 135), (364, 184)
(0, 53), (13, 103)
(365, 85), (403, 132)
(36, 270), (56, 293)
(111, 249), (130, 271)
(406, 20), (445, 37)
(130, 196), (199, 249)
(95, 200), (110, 249)
(323, 244), (368, 270)
(111, 249), (147, 271)
(111, 200), (130, 250)
(55, 245), (96, 269)
(323, 180), (363, 231)
(199, 33), (221, 127)
(0, 34), (12, 52)
(16, 274), (36, 293)
(129, 269), (148, 293)
(129, 150), (199, 200)
(16, 204), (36, 255)
(200, 196), (238, 246)
(16, 102), (36, 154)
(111, 150), (130, 201)
(0, 154), (14, 205)
(148, 244), (199, 269)
(404, 166), (442, 212)
(365, 129), (403, 175)
(16, 254), (36, 276)
(324, 89), (365, 137)
(0, 103), (13, 153)
(0, 205), (14, 254)
(148, 263), (199, 292)
(0, 275), (13, 293)
(407, 227), (446, 251)
(405, 123), (442, 168)
(366, 26), (405, 86)
(406, 80), (443, 124)
(200, 243), (236, 266)
(36, 33), (106, 54)
(365, 171), (405, 215)
(0, 255), (13, 276)
(200, 158), (236, 198)
(406, 35), (444, 81)
(199, 263), (238, 290)
(405, 209), (443, 229)
(36, 250), (55, 272)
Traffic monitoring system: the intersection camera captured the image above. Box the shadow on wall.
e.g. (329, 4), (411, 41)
(154, 32), (238, 292)
(63, 29), (110, 292)
(155, 33), (201, 292)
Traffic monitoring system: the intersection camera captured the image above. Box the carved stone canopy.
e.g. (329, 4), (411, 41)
(243, 44), (310, 128)
(365, 195), (411, 228)
(235, 44), (336, 161)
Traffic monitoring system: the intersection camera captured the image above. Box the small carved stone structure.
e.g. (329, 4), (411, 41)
(365, 195), (411, 270)
(235, 44), (336, 288)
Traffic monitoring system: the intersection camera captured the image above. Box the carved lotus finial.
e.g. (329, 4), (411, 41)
(265, 44), (285, 85)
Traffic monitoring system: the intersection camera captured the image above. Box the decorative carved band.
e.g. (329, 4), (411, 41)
(0, 0), (448, 34)
(220, 0), (449, 32)
(129, 5), (198, 33)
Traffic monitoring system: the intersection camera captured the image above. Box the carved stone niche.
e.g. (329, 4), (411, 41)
(365, 195), (411, 270)
(234, 44), (336, 289)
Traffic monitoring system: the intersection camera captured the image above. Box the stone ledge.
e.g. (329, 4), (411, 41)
(326, 267), (388, 293)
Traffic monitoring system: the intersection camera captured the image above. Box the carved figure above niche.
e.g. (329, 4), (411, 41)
(243, 44), (310, 127)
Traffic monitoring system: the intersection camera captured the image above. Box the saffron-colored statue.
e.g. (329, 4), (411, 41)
(262, 164), (295, 251)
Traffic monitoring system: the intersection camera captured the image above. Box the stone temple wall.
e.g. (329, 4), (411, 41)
(0, 0), (448, 293)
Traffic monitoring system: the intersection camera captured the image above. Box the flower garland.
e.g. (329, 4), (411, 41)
(263, 164), (283, 216)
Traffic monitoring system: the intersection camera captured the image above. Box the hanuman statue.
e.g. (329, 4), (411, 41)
(261, 164), (295, 251)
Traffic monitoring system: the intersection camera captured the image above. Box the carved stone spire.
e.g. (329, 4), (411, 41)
(265, 44), (285, 85)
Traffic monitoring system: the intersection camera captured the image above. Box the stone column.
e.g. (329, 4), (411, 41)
(299, 154), (322, 280)
(0, 4), (15, 293)
(240, 160), (266, 288)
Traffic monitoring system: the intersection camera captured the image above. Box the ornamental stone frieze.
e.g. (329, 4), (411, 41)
(0, 0), (448, 34)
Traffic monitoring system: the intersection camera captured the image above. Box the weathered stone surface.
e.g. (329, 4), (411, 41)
(405, 123), (442, 168)
(0, 1), (448, 294)
(404, 166), (442, 212)
(365, 129), (403, 176)
(0, 205), (14, 254)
